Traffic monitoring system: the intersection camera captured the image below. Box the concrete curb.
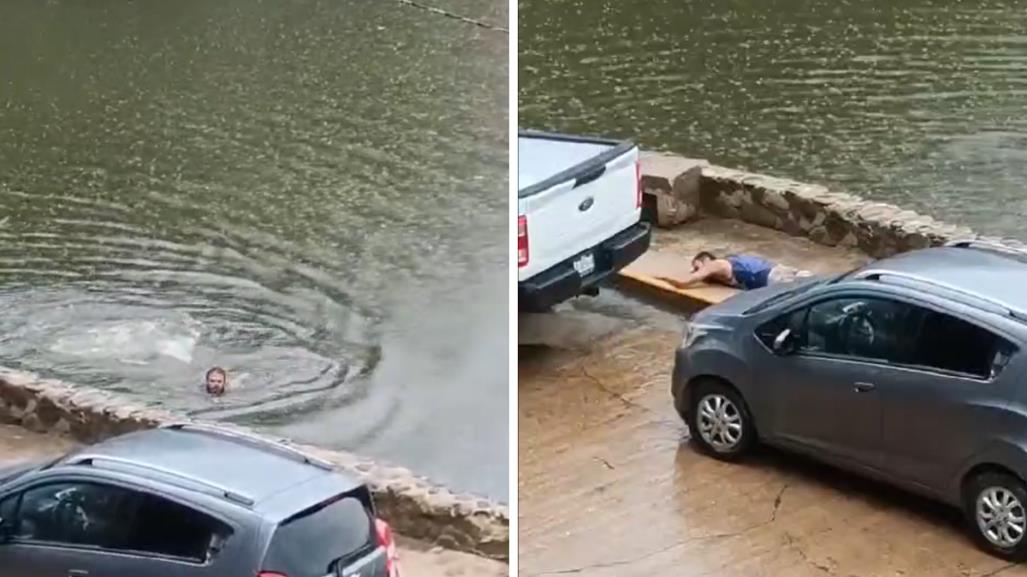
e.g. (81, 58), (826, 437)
(0, 368), (509, 561)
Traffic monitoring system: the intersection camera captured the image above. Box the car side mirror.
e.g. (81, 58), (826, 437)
(772, 328), (797, 355)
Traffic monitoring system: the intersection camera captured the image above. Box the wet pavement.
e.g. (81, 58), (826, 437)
(519, 219), (1027, 576)
(0, 424), (507, 577)
(519, 326), (1027, 576)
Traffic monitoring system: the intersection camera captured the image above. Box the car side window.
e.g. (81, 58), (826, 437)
(907, 308), (1015, 379)
(12, 482), (231, 562)
(123, 490), (233, 562)
(755, 308), (806, 348)
(0, 493), (17, 526)
(14, 482), (124, 547)
(801, 296), (916, 363)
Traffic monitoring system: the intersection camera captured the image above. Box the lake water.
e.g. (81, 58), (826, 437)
(520, 0), (1027, 239)
(0, 0), (508, 500)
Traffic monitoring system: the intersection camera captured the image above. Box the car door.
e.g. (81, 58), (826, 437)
(879, 304), (1020, 493)
(760, 294), (917, 470)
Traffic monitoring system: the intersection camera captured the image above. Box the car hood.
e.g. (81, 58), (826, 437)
(695, 276), (823, 321)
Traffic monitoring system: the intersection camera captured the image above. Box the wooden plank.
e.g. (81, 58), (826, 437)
(618, 250), (738, 306)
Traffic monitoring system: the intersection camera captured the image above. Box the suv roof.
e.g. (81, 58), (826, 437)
(851, 244), (1027, 313)
(53, 425), (358, 510)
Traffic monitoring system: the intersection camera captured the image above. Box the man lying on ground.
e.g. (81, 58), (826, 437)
(657, 251), (811, 291)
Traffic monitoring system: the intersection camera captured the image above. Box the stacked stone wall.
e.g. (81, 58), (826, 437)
(640, 155), (1024, 257)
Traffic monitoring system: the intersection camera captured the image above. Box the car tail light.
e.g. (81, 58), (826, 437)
(635, 159), (642, 209)
(517, 215), (529, 268)
(376, 518), (399, 577)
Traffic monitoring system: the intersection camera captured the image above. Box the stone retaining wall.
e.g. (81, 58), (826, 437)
(0, 367), (508, 561)
(641, 154), (1027, 257)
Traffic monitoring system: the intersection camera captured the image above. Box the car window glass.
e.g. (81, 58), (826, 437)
(907, 309), (1015, 379)
(802, 296), (916, 362)
(14, 482), (230, 562)
(264, 494), (375, 577)
(123, 490), (232, 562)
(15, 482), (123, 546)
(0, 493), (17, 526)
(756, 308), (806, 348)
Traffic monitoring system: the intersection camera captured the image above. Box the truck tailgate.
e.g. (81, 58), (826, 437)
(518, 131), (640, 281)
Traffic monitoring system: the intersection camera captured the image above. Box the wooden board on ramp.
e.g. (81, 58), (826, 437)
(618, 250), (738, 307)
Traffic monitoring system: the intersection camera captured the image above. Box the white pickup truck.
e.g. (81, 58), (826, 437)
(518, 130), (651, 311)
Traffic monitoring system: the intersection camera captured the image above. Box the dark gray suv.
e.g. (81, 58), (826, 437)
(0, 423), (400, 577)
(672, 240), (1027, 560)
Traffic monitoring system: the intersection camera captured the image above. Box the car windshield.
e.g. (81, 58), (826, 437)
(744, 276), (829, 314)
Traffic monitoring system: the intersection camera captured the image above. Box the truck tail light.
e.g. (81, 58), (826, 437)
(635, 159), (642, 209)
(376, 518), (399, 577)
(518, 215), (529, 268)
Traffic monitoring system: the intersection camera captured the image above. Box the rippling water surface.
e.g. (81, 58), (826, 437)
(520, 0), (1027, 238)
(0, 0), (507, 499)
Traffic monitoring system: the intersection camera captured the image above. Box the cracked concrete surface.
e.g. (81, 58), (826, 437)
(519, 324), (1027, 577)
(0, 424), (507, 577)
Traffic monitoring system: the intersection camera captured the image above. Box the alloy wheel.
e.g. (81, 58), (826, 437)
(977, 486), (1027, 548)
(696, 393), (743, 452)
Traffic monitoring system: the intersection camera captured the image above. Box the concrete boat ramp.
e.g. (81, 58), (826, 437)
(519, 160), (1024, 576)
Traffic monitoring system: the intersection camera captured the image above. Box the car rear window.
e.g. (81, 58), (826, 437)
(262, 490), (375, 577)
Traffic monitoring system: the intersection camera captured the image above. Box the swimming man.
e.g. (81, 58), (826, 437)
(204, 366), (228, 396)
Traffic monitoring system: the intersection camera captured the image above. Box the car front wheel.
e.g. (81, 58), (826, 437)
(685, 379), (755, 461)
(966, 472), (1027, 561)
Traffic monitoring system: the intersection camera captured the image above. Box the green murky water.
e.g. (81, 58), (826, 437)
(520, 0), (1027, 238)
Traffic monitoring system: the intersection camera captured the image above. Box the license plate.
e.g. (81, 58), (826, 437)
(573, 252), (595, 276)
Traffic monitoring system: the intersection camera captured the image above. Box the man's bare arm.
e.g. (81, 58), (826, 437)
(657, 265), (718, 289)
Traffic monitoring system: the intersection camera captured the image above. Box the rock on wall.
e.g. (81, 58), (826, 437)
(639, 152), (707, 228)
(0, 367), (509, 561)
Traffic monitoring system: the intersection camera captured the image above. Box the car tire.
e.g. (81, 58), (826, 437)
(685, 379), (755, 461)
(965, 472), (1027, 561)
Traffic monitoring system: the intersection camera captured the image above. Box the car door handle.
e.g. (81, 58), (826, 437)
(853, 381), (876, 393)
(68, 570), (88, 577)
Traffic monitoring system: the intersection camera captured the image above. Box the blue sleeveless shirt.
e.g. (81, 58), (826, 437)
(726, 255), (773, 290)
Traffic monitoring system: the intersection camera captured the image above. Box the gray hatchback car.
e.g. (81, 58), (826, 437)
(0, 423), (400, 577)
(672, 240), (1027, 560)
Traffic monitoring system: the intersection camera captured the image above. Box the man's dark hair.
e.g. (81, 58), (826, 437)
(693, 251), (716, 262)
(205, 367), (227, 381)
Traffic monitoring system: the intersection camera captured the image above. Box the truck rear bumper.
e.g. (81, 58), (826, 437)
(518, 222), (651, 312)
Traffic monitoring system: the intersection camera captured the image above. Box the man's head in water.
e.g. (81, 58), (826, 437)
(205, 367), (227, 396)
(692, 251), (717, 272)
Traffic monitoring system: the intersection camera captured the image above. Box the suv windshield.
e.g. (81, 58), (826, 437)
(262, 489), (375, 577)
